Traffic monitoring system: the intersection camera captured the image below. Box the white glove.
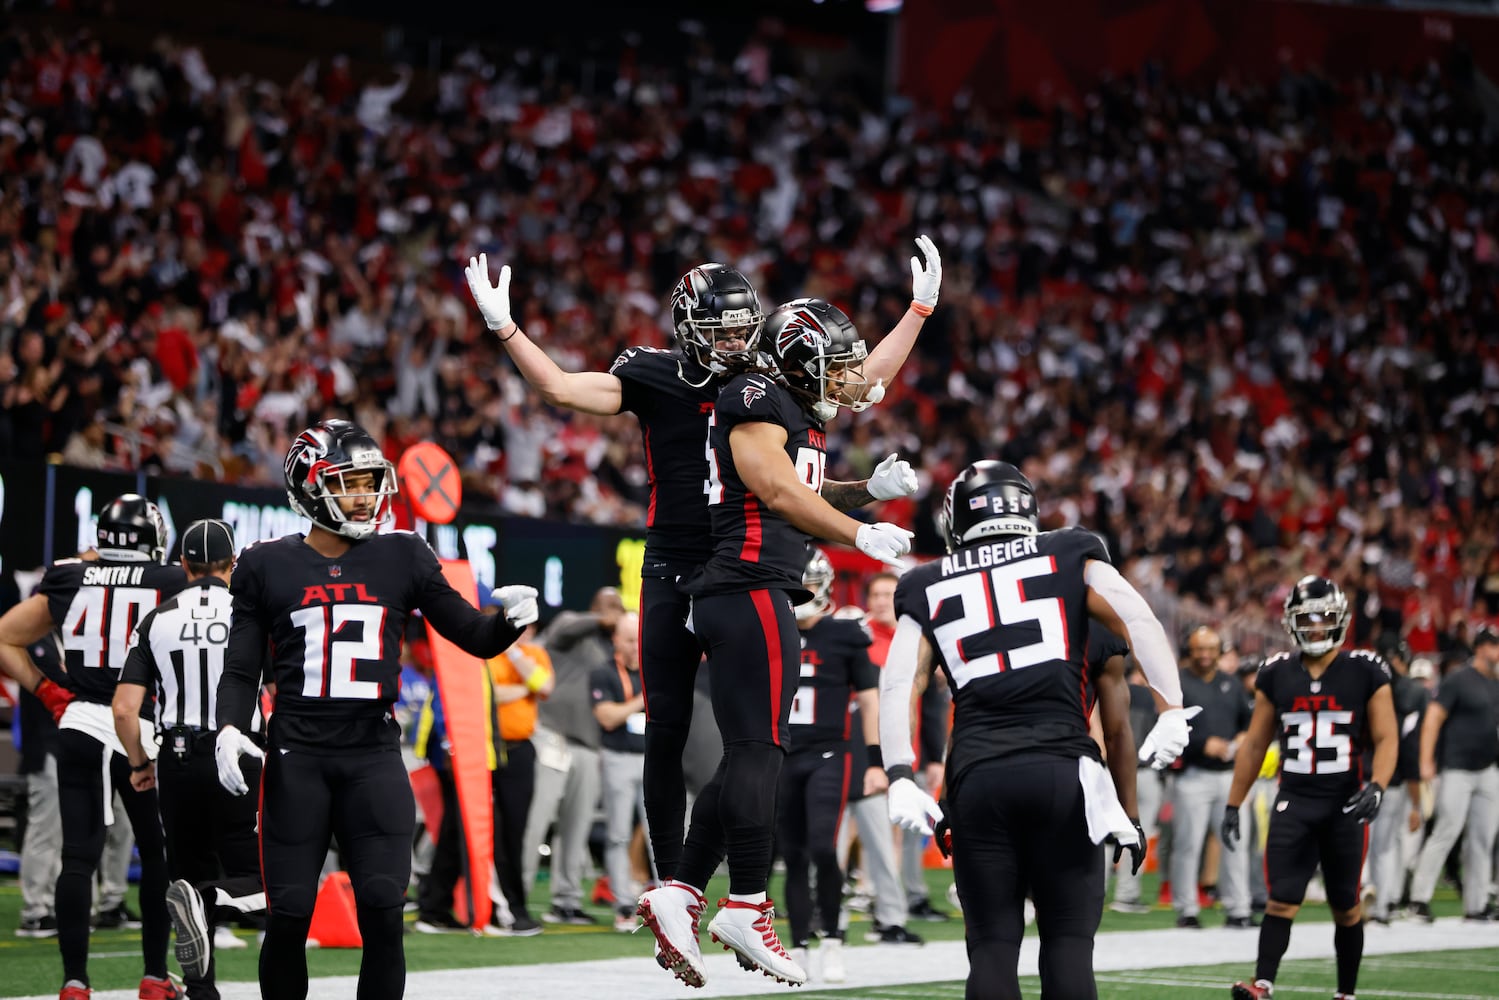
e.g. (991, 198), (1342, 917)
(215, 725), (264, 797)
(867, 453), (918, 501)
(887, 776), (944, 836)
(464, 253), (513, 332)
(1137, 705), (1204, 770)
(910, 234), (942, 309)
(855, 522), (913, 566)
(491, 585), (539, 628)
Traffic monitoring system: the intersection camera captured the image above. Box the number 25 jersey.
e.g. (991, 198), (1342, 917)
(894, 527), (1106, 791)
(221, 531), (522, 752)
(1255, 649), (1390, 800)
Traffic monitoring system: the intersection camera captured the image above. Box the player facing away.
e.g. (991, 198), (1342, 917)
(639, 297), (916, 988)
(780, 548), (886, 984)
(212, 419), (541, 1000)
(465, 240), (939, 889)
(0, 494), (187, 1000)
(878, 461), (1197, 1000)
(1223, 576), (1398, 1000)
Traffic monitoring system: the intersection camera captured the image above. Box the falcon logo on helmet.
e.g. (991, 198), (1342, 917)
(284, 419), (397, 541)
(763, 298), (872, 422)
(669, 263), (764, 377)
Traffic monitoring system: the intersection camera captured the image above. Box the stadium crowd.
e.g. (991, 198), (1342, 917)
(0, 23), (1496, 657)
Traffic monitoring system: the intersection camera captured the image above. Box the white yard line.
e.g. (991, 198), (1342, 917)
(14, 917), (1498, 999)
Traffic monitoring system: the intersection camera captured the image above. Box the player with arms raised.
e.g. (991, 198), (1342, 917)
(877, 461), (1195, 1000)
(1223, 576), (1398, 1000)
(212, 419), (540, 1000)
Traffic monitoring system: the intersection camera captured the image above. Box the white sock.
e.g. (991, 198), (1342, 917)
(729, 891), (767, 905)
(667, 879), (704, 899)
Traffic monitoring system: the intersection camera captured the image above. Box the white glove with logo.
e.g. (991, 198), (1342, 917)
(492, 585), (539, 628)
(855, 522), (914, 567)
(464, 253), (513, 332)
(1137, 705), (1204, 770)
(887, 776), (944, 836)
(911, 234), (942, 310)
(867, 453), (918, 501)
(215, 725), (264, 797)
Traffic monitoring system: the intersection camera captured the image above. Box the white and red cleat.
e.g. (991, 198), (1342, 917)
(637, 883), (708, 988)
(1231, 980), (1274, 1000)
(707, 898), (807, 986)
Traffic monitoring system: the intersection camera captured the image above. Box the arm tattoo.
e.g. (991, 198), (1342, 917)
(821, 478), (875, 511)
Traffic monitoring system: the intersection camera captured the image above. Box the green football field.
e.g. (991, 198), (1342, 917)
(0, 868), (1482, 997)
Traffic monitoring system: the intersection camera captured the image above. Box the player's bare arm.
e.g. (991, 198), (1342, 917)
(856, 686), (887, 796)
(111, 681), (153, 788)
(0, 594), (61, 693)
(1227, 691), (1280, 809)
(1096, 653), (1139, 818)
(465, 254), (625, 416)
(862, 235), (943, 389)
(730, 421), (869, 547)
(821, 454), (919, 512)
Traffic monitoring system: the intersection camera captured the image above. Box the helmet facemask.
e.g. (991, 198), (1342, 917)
(314, 463), (397, 540)
(1283, 597), (1350, 657)
(801, 341), (871, 422)
(797, 548), (835, 622)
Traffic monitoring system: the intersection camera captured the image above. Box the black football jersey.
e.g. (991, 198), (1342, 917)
(686, 373), (824, 602)
(1256, 648), (1391, 800)
(218, 531), (522, 752)
(611, 347), (720, 575)
(40, 557), (187, 705)
(789, 617), (879, 750)
(894, 527), (1109, 791)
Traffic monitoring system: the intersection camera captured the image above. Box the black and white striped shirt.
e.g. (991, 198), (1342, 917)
(121, 578), (263, 733)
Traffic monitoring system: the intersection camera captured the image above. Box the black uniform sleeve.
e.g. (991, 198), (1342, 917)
(1060, 526), (1112, 565)
(892, 569), (926, 626)
(609, 348), (655, 417)
(118, 611), (158, 688)
(1087, 627), (1129, 680)
(219, 546), (270, 731)
(917, 682), (949, 766)
(38, 561), (82, 625)
(1434, 669), (1466, 714)
(715, 373), (787, 432)
(842, 622), (880, 692)
(408, 534), (523, 659)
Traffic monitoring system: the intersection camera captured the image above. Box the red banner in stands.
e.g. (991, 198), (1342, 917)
(901, 0), (1499, 108)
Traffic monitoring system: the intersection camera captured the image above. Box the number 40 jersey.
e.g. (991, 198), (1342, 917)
(1255, 648), (1391, 801)
(894, 527), (1107, 792)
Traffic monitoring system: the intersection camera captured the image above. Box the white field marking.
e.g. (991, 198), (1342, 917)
(1095, 974), (1495, 999)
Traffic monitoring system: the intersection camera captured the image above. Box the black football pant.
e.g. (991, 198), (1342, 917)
(776, 746), (851, 945)
(492, 739), (536, 922)
(951, 754), (1103, 1000)
(639, 575), (705, 881)
(56, 727), (170, 988)
(1265, 793), (1368, 910)
(158, 735), (265, 1000)
(259, 746), (413, 1000)
(676, 589), (798, 896)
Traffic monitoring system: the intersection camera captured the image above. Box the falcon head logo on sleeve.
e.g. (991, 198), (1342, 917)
(741, 378), (770, 408)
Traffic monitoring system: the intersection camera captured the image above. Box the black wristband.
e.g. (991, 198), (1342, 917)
(865, 745), (883, 769)
(498, 322), (519, 342)
(886, 763), (915, 784)
(130, 760), (152, 773)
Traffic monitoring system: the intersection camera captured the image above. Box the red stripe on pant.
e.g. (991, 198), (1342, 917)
(750, 589), (783, 745)
(257, 757), (269, 915)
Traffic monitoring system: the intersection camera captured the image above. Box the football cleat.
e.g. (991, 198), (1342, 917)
(59, 984), (90, 1000)
(821, 937), (846, 983)
(707, 898), (807, 986)
(165, 880), (210, 981)
(1231, 980), (1274, 999)
(637, 884), (707, 988)
(137, 976), (185, 999)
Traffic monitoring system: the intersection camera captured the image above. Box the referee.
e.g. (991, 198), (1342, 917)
(113, 519), (265, 999)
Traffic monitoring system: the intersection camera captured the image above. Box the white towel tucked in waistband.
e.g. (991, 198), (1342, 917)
(1078, 756), (1138, 847)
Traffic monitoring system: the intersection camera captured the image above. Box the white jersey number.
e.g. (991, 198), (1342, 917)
(292, 604), (386, 700)
(927, 556), (1067, 689)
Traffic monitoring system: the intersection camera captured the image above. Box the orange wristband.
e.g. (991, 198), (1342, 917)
(910, 301), (934, 317)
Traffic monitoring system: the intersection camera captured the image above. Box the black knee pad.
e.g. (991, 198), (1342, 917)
(349, 872), (408, 911)
(719, 744), (782, 833)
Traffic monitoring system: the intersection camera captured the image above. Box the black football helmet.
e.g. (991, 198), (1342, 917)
(284, 419), (397, 540)
(670, 263), (764, 373)
(763, 298), (871, 422)
(796, 547), (835, 622)
(941, 461), (1039, 552)
(96, 494), (168, 563)
(1282, 575), (1350, 656)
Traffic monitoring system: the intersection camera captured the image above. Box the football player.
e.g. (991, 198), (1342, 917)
(640, 298), (916, 987)
(1223, 576), (1398, 1000)
(466, 242), (938, 895)
(779, 548), (885, 983)
(0, 495), (187, 1000)
(878, 461), (1195, 1000)
(212, 419), (540, 1000)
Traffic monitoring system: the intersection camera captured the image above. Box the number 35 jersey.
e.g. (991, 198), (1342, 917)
(894, 527), (1106, 790)
(221, 531), (522, 752)
(1255, 649), (1390, 801)
(40, 557), (188, 705)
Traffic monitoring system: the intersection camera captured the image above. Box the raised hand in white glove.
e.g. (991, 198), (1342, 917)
(464, 253), (513, 333)
(910, 234), (942, 310)
(887, 776), (944, 836)
(855, 522), (914, 567)
(1137, 705), (1204, 770)
(867, 453), (918, 501)
(491, 585), (539, 628)
(215, 725), (264, 797)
